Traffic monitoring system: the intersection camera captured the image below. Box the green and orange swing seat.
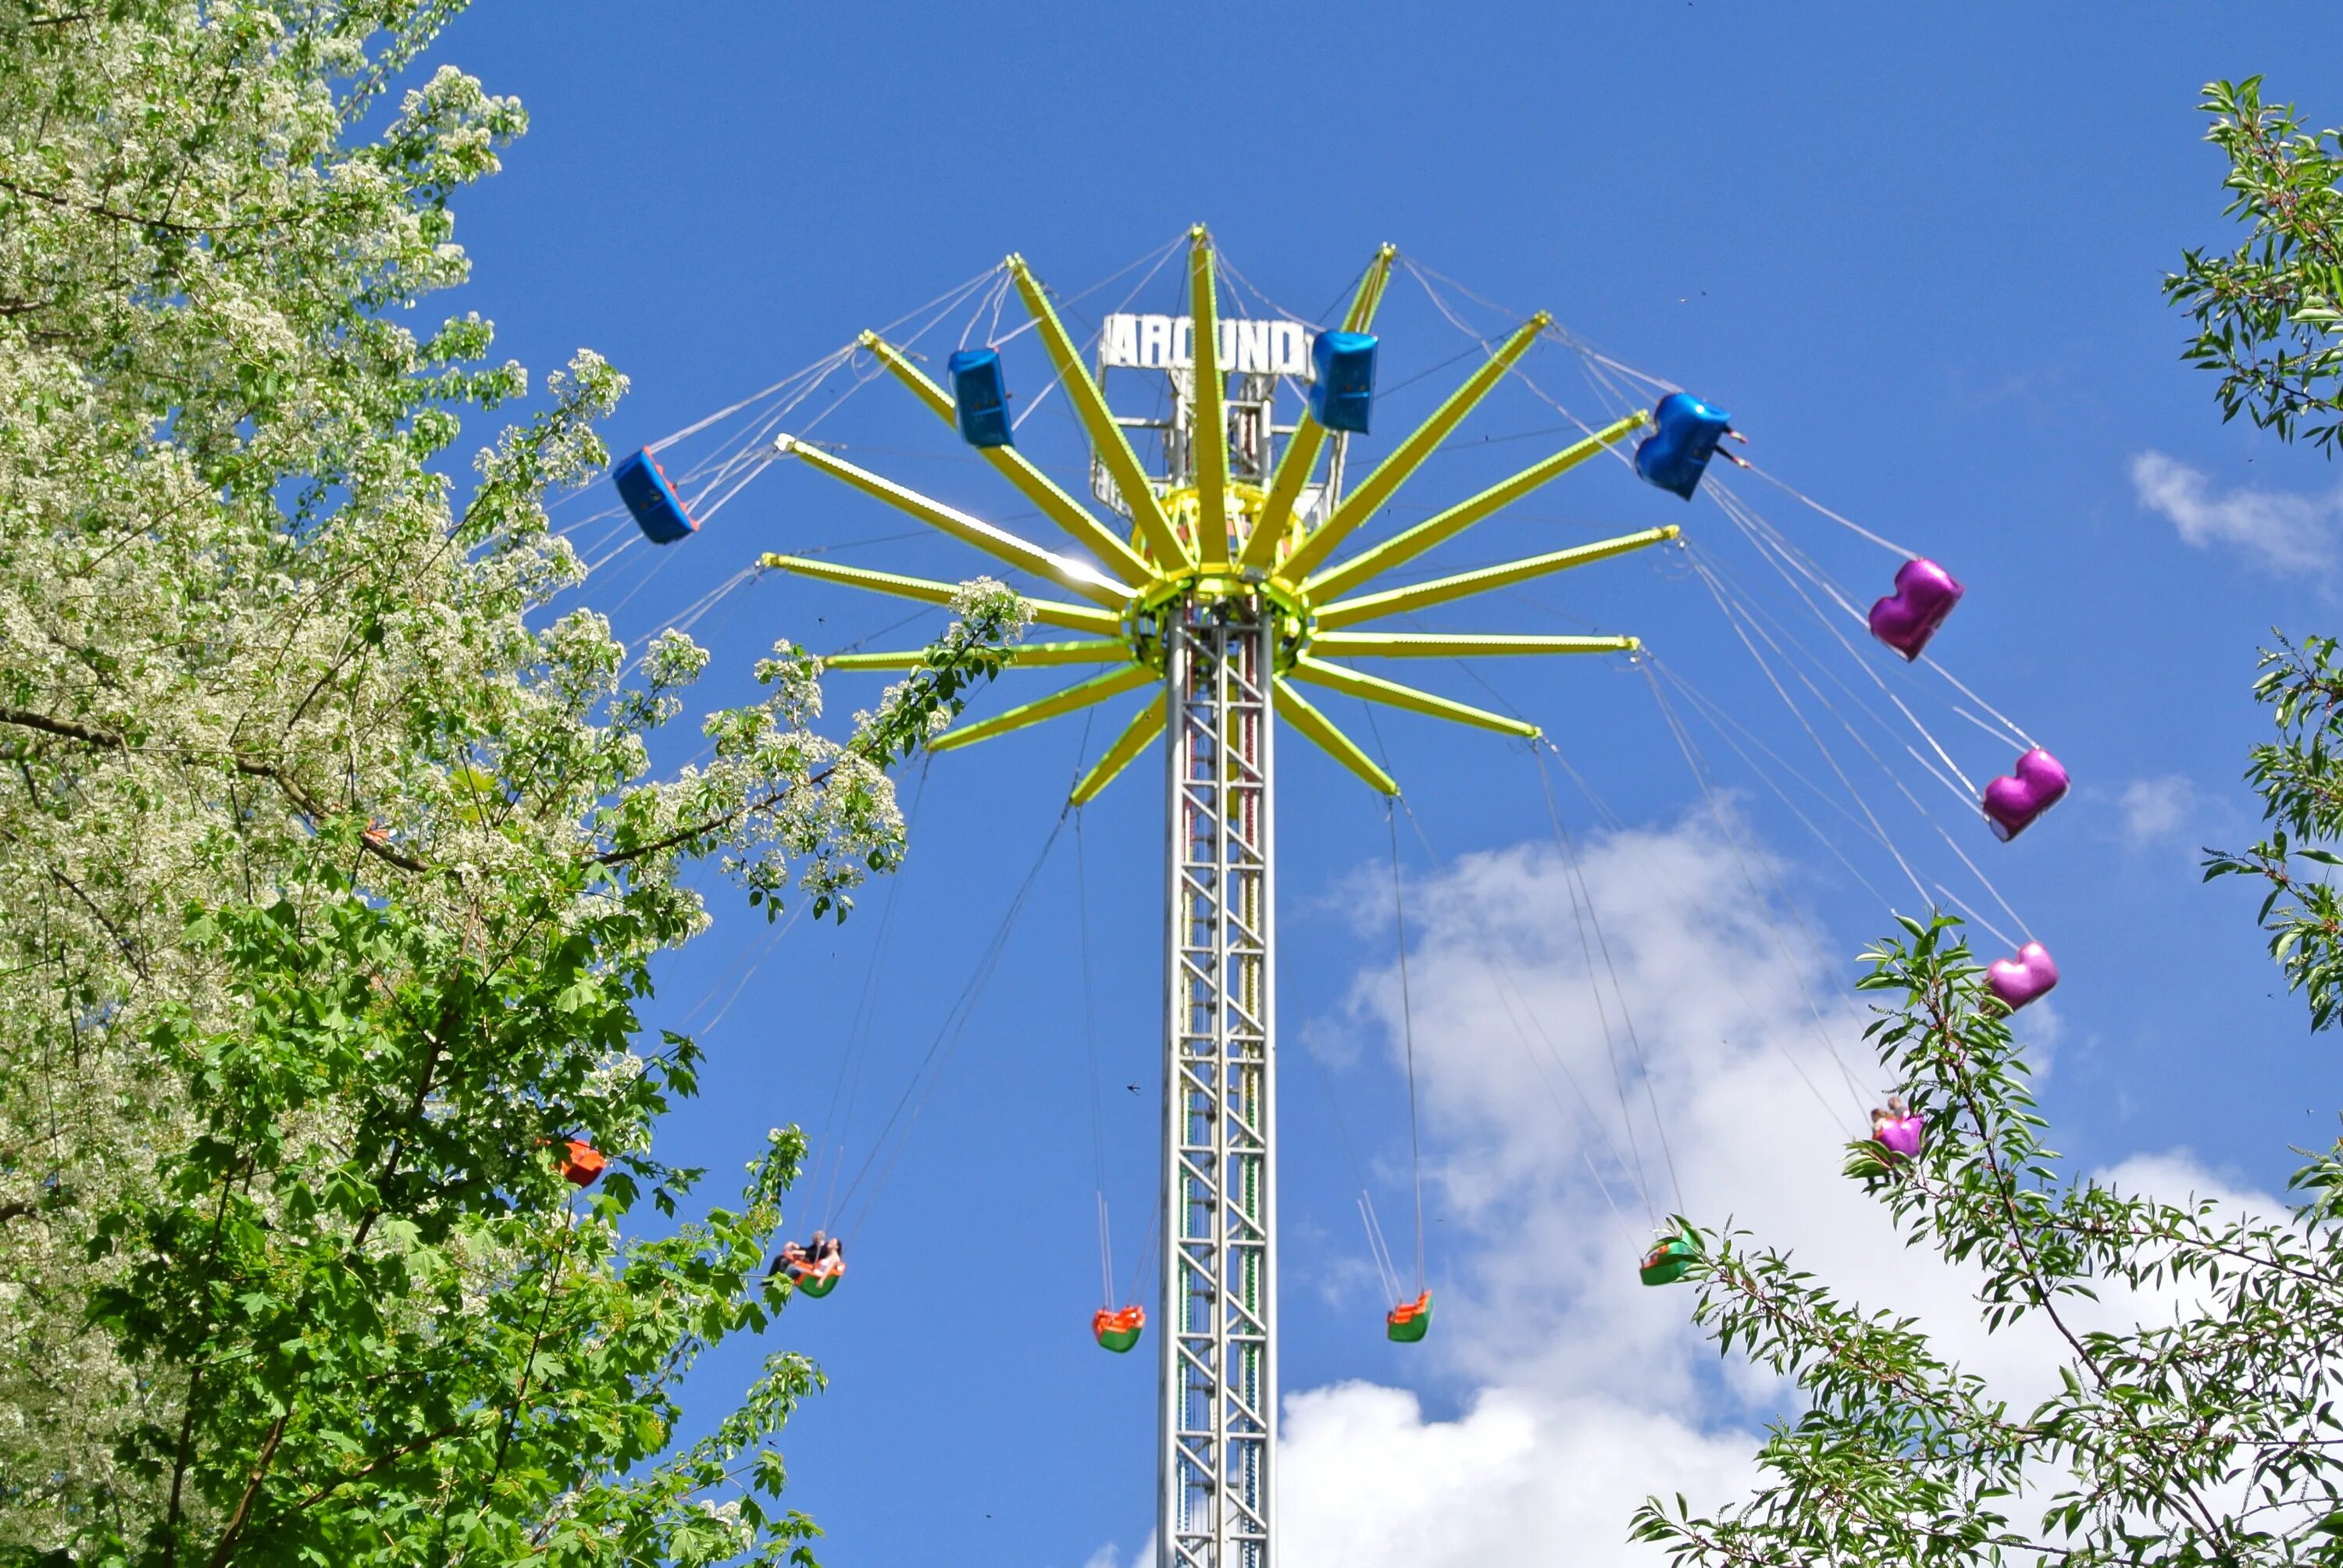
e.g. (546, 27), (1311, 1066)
(1093, 1304), (1146, 1352)
(784, 1256), (844, 1298)
(1639, 1226), (1700, 1287)
(1385, 1290), (1432, 1343)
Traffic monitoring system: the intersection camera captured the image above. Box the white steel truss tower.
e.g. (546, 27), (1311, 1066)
(1160, 599), (1277, 1566)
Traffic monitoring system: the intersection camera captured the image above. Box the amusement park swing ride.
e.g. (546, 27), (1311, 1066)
(583, 227), (2069, 1567)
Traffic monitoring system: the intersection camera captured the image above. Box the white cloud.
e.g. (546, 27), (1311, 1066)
(2130, 451), (2342, 578)
(1281, 1384), (1757, 1568)
(2119, 774), (2199, 844)
(2110, 774), (2243, 861)
(1082, 1543), (1145, 1568)
(1229, 811), (2285, 1568)
(2095, 1149), (2271, 1219)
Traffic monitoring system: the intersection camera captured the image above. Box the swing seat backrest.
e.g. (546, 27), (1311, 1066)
(1981, 748), (2070, 842)
(1639, 1235), (1697, 1286)
(1867, 558), (1964, 661)
(612, 450), (699, 544)
(788, 1258), (844, 1297)
(1385, 1290), (1432, 1342)
(1308, 331), (1378, 435)
(1093, 1305), (1145, 1352)
(1633, 393), (1734, 500)
(559, 1140), (606, 1188)
(1875, 1114), (1924, 1160)
(947, 349), (1015, 450)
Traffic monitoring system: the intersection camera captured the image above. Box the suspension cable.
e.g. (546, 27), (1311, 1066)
(1076, 807), (1115, 1306)
(836, 804), (1069, 1238)
(1295, 1025), (1401, 1300)
(815, 757), (929, 1226)
(1522, 757), (1686, 1219)
(1384, 800), (1427, 1295)
(1689, 540), (2033, 941)
(1632, 664), (1874, 1122)
(1357, 1192), (1406, 1307)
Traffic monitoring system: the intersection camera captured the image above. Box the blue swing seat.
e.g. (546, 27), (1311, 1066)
(948, 348), (1015, 449)
(1633, 392), (1736, 500)
(612, 449), (699, 545)
(1308, 331), (1379, 434)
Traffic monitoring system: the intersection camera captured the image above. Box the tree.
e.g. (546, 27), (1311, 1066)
(0, 5), (1024, 1563)
(1632, 79), (2343, 1568)
(1635, 906), (2343, 1568)
(2168, 78), (2343, 452)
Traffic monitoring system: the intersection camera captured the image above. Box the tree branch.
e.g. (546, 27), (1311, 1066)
(590, 762), (840, 869)
(0, 173), (252, 236)
(204, 1409), (289, 1568)
(288, 1420), (469, 1514)
(0, 704), (426, 872)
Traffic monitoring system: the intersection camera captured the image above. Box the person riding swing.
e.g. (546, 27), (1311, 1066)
(769, 1228), (846, 1295)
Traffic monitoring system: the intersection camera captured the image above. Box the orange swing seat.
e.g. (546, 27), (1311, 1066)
(558, 1140), (606, 1188)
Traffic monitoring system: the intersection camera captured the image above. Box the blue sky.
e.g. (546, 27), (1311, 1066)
(428, 6), (2343, 1563)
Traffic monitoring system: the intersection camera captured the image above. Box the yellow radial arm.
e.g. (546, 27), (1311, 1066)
(1289, 656), (1539, 737)
(1008, 254), (1191, 569)
(1189, 227), (1230, 568)
(1277, 313), (1552, 586)
(1346, 246), (1399, 330)
(758, 552), (1122, 636)
(1313, 524), (1678, 630)
(1243, 243), (1397, 572)
(826, 639), (1132, 672)
(858, 332), (1157, 588)
(1070, 691), (1168, 804)
(776, 436), (1129, 609)
(929, 664), (1157, 754)
(1271, 679), (1398, 796)
(1310, 632), (1638, 658)
(1303, 411), (1651, 600)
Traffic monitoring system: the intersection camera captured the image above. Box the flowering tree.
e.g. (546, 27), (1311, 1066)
(1632, 80), (2343, 1568)
(0, 5), (1024, 1563)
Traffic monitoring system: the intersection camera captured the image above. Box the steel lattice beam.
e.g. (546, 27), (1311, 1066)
(1161, 606), (1275, 1568)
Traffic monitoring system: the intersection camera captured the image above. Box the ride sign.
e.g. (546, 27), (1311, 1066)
(1100, 312), (1315, 378)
